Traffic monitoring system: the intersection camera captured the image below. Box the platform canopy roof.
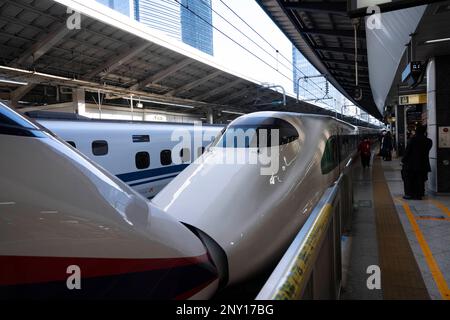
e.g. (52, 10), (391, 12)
(0, 0), (380, 126)
(256, 0), (386, 119)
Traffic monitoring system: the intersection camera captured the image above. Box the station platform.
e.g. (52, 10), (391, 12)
(342, 153), (450, 300)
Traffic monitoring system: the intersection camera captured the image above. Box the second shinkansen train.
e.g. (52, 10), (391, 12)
(152, 112), (380, 285)
(35, 110), (379, 287)
(33, 115), (223, 198)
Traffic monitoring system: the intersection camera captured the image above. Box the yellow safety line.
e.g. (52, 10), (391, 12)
(416, 216), (450, 222)
(396, 198), (450, 300)
(427, 199), (450, 218)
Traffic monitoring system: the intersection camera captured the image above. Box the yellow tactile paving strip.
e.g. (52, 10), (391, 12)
(372, 158), (430, 299)
(395, 198), (450, 300)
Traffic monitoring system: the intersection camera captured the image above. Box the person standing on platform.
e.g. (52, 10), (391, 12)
(401, 125), (433, 200)
(381, 131), (393, 161)
(358, 137), (371, 168)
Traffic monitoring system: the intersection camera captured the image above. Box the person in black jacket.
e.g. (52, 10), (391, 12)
(381, 131), (393, 160)
(401, 125), (433, 200)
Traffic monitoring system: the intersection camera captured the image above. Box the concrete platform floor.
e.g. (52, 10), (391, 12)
(383, 158), (450, 300)
(342, 155), (450, 300)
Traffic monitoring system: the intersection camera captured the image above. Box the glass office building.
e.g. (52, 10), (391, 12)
(180, 0), (214, 55)
(96, 0), (213, 55)
(96, 0), (131, 17)
(134, 0), (182, 41)
(292, 46), (346, 111)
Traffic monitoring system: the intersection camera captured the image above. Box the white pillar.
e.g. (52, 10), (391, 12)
(130, 95), (134, 121)
(426, 58), (438, 193)
(73, 88), (85, 115)
(207, 108), (214, 124)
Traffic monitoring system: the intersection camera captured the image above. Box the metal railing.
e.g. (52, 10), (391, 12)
(256, 162), (354, 300)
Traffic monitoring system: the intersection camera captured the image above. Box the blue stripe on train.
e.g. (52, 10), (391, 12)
(129, 173), (180, 187)
(116, 163), (190, 183)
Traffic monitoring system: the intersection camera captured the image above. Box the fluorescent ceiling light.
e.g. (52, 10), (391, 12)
(124, 97), (195, 109)
(221, 110), (245, 115)
(0, 78), (28, 86)
(425, 37), (450, 44)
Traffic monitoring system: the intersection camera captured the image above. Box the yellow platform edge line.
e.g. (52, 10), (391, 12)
(396, 198), (450, 300)
(427, 199), (450, 219)
(416, 217), (450, 222)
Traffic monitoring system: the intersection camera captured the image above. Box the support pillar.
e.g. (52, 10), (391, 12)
(207, 108), (214, 124)
(72, 88), (85, 115)
(395, 104), (405, 156)
(426, 57), (450, 193)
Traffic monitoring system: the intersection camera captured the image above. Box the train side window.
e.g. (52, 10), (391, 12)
(160, 150), (172, 166)
(92, 140), (108, 156)
(198, 146), (206, 156)
(133, 135), (150, 143)
(321, 136), (338, 174)
(135, 151), (150, 169)
(180, 148), (191, 163)
(216, 117), (299, 148)
(67, 141), (76, 148)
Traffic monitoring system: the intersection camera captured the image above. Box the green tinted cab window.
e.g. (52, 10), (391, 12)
(216, 116), (298, 148)
(321, 136), (339, 174)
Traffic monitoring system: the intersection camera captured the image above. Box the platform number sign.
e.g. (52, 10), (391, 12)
(400, 96), (409, 105)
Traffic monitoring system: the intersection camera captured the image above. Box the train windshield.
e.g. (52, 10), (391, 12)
(0, 102), (44, 137)
(215, 116), (298, 148)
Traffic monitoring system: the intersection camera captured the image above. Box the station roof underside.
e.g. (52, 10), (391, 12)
(0, 0), (377, 126)
(256, 0), (382, 119)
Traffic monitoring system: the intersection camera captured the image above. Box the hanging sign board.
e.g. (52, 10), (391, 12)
(398, 93), (427, 105)
(439, 127), (450, 148)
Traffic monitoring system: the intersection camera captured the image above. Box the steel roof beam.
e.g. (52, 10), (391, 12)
(301, 28), (365, 38)
(10, 84), (35, 105)
(5, 24), (72, 101)
(84, 42), (150, 79)
(315, 46), (367, 56)
(165, 70), (222, 97)
(323, 58), (368, 68)
(331, 67), (369, 75)
(284, 1), (347, 14)
(193, 79), (242, 101)
(130, 58), (193, 90)
(215, 86), (253, 105)
(340, 82), (371, 88)
(338, 76), (370, 82)
(12, 25), (71, 67)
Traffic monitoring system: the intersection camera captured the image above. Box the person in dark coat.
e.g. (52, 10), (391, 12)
(401, 125), (433, 200)
(358, 137), (371, 168)
(381, 131), (393, 161)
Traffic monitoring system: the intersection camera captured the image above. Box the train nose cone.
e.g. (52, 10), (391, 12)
(153, 147), (288, 284)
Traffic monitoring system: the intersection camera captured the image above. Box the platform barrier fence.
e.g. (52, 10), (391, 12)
(256, 162), (354, 300)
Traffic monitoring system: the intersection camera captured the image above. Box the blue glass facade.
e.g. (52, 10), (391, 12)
(134, 0), (182, 41)
(96, 0), (131, 17)
(180, 0), (213, 55)
(292, 45), (344, 109)
(292, 45), (321, 97)
(96, 0), (213, 55)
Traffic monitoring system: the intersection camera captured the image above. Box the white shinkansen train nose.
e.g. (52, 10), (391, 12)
(0, 102), (219, 299)
(152, 112), (322, 285)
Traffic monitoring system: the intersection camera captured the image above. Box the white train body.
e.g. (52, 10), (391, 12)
(152, 111), (360, 285)
(36, 119), (222, 198)
(0, 103), (219, 299)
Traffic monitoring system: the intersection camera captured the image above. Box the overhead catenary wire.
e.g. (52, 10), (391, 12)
(216, 0), (328, 95)
(215, 0), (373, 116)
(167, 0), (330, 105)
(197, 0), (320, 94)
